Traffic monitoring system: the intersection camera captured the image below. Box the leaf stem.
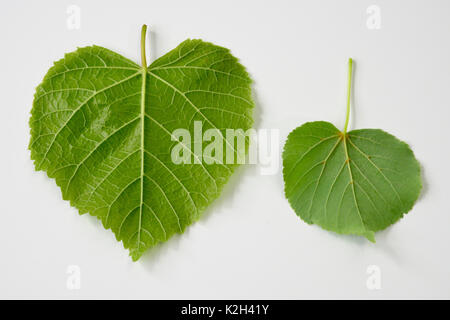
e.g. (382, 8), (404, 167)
(343, 58), (353, 134)
(141, 24), (148, 71)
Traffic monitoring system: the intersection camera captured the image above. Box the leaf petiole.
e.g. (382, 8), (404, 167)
(343, 58), (353, 134)
(141, 24), (148, 71)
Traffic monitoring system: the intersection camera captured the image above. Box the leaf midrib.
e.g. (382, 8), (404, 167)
(137, 69), (146, 251)
(343, 135), (367, 232)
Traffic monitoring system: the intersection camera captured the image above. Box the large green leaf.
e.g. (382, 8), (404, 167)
(29, 27), (254, 260)
(282, 59), (421, 241)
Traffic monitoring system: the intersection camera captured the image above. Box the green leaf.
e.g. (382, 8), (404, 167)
(282, 59), (421, 241)
(29, 26), (254, 260)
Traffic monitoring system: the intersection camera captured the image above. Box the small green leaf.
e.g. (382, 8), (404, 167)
(282, 59), (421, 241)
(29, 25), (254, 260)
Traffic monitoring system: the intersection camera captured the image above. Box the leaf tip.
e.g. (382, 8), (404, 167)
(130, 251), (143, 262)
(365, 231), (376, 243)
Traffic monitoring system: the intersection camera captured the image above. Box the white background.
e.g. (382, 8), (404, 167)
(1, 0), (449, 299)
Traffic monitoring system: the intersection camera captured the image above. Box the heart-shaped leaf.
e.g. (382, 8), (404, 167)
(29, 26), (254, 260)
(282, 59), (421, 241)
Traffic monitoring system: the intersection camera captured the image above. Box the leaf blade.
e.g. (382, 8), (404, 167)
(282, 121), (421, 240)
(29, 41), (254, 260)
